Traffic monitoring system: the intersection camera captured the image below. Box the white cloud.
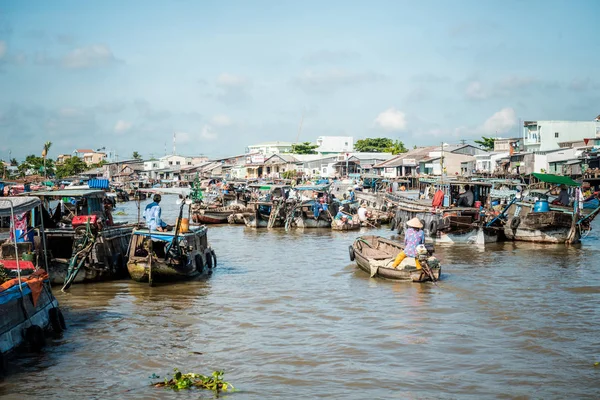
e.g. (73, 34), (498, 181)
(216, 73), (248, 88)
(200, 125), (217, 140)
(481, 107), (517, 135)
(0, 41), (6, 59)
(465, 81), (487, 100)
(211, 114), (232, 127)
(176, 132), (191, 144)
(373, 108), (407, 131)
(62, 44), (117, 69)
(114, 120), (132, 133)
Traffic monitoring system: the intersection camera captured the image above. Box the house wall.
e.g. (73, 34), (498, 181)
(316, 136), (353, 153)
(524, 120), (600, 152)
(247, 142), (293, 155)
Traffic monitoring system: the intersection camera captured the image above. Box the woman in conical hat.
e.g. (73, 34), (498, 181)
(392, 217), (425, 268)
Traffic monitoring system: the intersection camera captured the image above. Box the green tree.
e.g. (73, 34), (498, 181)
(18, 155), (55, 177)
(41, 141), (52, 178)
(56, 156), (87, 178)
(10, 158), (18, 166)
(474, 136), (495, 151)
(385, 140), (408, 155)
(354, 138), (395, 152)
(132, 151), (142, 160)
(291, 142), (319, 154)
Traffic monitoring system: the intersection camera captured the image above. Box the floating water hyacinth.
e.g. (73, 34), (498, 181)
(153, 369), (234, 393)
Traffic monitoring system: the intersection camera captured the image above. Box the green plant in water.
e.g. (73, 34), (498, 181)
(153, 369), (234, 394)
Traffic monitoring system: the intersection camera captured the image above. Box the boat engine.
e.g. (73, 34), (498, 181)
(416, 243), (435, 262)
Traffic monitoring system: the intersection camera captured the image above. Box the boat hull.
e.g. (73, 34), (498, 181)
(46, 226), (132, 285)
(0, 278), (59, 356)
(126, 227), (215, 284)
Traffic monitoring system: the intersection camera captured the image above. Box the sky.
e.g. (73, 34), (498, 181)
(0, 0), (599, 161)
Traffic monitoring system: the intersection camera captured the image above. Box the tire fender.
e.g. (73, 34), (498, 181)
(49, 308), (67, 333)
(429, 220), (438, 236)
(206, 251), (214, 269)
(25, 325), (46, 352)
(211, 250), (217, 268)
(195, 254), (204, 273)
(348, 245), (355, 261)
(510, 216), (521, 230)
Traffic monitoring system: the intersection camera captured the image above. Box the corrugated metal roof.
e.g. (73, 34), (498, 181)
(30, 189), (106, 197)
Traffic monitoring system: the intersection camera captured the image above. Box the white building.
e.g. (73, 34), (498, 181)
(315, 136), (353, 154)
(523, 120), (600, 152)
(246, 141), (294, 155)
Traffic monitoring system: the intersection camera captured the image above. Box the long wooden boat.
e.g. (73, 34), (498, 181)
(191, 204), (250, 224)
(350, 236), (441, 282)
(127, 226), (216, 284)
(0, 197), (66, 371)
(30, 189), (133, 290)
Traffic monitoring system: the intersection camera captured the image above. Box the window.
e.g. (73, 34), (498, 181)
(555, 132), (559, 138)
(176, 161), (180, 165)
(169, 161), (173, 165)
(187, 162), (191, 165)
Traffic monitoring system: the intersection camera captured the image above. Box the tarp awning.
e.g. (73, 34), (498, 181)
(531, 173), (581, 187)
(0, 197), (41, 217)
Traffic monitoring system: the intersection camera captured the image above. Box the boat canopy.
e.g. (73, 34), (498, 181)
(0, 196), (41, 216)
(294, 184), (331, 192)
(133, 227), (205, 242)
(30, 189), (106, 198)
(531, 173), (581, 187)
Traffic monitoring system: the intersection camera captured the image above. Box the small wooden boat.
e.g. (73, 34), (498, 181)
(127, 226), (216, 284)
(350, 236), (441, 282)
(331, 215), (361, 231)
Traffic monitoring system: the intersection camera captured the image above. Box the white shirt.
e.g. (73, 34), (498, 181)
(358, 207), (367, 221)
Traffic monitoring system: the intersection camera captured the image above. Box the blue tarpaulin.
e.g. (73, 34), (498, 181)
(0, 282), (32, 305)
(88, 179), (110, 190)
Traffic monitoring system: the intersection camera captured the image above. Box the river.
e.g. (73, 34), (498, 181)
(1, 195), (599, 399)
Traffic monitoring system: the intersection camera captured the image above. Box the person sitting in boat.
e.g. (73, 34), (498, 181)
(552, 184), (570, 206)
(391, 218), (425, 269)
(456, 184), (474, 207)
(143, 194), (170, 232)
(357, 203), (368, 222)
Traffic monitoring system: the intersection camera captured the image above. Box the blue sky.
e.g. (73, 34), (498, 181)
(1, 0), (598, 160)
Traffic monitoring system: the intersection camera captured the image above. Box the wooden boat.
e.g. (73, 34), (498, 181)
(126, 226), (215, 284)
(29, 189), (133, 290)
(331, 215), (361, 231)
(350, 236), (441, 282)
(389, 179), (502, 244)
(243, 184), (291, 228)
(285, 184), (334, 229)
(501, 174), (590, 244)
(191, 204), (250, 224)
(0, 197), (66, 371)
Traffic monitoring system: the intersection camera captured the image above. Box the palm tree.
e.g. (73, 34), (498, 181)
(41, 141), (52, 179)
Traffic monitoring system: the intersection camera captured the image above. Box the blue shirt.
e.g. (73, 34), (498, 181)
(404, 227), (425, 257)
(143, 201), (166, 231)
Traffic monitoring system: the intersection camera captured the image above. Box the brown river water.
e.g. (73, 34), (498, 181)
(1, 195), (599, 399)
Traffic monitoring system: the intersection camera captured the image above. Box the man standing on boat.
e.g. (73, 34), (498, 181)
(143, 194), (169, 232)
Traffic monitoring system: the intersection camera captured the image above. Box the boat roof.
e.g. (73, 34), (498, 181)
(294, 184), (331, 191)
(531, 173), (580, 187)
(29, 189), (106, 197)
(132, 227), (206, 241)
(248, 184), (291, 190)
(419, 178), (492, 187)
(0, 196), (42, 217)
